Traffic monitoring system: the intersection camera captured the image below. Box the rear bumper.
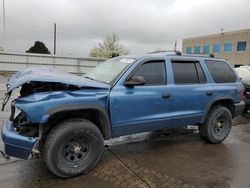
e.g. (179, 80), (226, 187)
(233, 101), (245, 117)
(1, 120), (37, 159)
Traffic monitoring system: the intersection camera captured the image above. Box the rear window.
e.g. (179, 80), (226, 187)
(205, 60), (236, 83)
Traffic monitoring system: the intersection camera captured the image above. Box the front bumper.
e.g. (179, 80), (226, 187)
(1, 120), (37, 159)
(233, 101), (245, 117)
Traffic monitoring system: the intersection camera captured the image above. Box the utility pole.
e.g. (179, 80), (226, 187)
(53, 23), (56, 55)
(2, 0), (6, 50)
(221, 28), (224, 35)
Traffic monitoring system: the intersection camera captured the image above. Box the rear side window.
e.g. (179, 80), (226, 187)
(172, 61), (206, 84)
(205, 60), (236, 83)
(133, 61), (166, 85)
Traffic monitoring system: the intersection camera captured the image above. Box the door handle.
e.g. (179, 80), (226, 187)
(162, 93), (171, 99)
(206, 91), (213, 96)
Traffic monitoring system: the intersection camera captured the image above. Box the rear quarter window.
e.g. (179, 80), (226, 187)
(205, 60), (236, 83)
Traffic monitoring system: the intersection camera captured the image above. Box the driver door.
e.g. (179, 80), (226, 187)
(109, 60), (172, 137)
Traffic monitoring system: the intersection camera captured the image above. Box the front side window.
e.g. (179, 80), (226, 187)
(172, 61), (206, 84)
(237, 41), (247, 51)
(133, 61), (166, 85)
(205, 60), (236, 83)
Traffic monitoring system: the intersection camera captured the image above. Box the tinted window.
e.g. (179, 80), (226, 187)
(133, 61), (166, 85)
(205, 60), (236, 83)
(172, 61), (206, 84)
(195, 63), (206, 83)
(237, 41), (247, 51)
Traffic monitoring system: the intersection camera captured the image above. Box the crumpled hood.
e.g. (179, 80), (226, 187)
(6, 67), (110, 92)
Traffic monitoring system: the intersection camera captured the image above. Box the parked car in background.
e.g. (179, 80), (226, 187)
(235, 66), (250, 114)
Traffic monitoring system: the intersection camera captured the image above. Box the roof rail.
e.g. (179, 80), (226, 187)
(181, 53), (215, 58)
(149, 50), (182, 56)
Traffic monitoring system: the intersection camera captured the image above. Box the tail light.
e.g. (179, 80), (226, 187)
(240, 85), (245, 101)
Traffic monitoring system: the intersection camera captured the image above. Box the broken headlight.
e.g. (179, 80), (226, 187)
(10, 106), (29, 126)
(10, 105), (38, 137)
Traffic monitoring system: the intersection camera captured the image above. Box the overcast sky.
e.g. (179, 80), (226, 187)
(0, 0), (249, 56)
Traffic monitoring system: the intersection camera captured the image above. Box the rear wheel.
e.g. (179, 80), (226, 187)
(43, 118), (104, 178)
(200, 106), (232, 144)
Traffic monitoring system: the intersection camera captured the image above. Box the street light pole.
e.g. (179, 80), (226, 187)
(54, 23), (56, 55)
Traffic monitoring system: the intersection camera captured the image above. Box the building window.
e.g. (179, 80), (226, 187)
(194, 46), (201, 54)
(237, 41), (247, 51)
(203, 45), (210, 54)
(213, 43), (221, 52)
(224, 43), (233, 52)
(186, 47), (192, 54)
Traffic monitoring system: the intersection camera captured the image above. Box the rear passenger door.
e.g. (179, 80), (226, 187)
(168, 59), (213, 127)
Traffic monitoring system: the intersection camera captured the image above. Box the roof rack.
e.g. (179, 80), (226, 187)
(149, 50), (215, 58)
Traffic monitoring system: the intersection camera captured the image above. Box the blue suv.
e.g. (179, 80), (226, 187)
(1, 52), (245, 177)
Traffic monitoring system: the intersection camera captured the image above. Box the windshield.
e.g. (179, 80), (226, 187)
(84, 57), (135, 84)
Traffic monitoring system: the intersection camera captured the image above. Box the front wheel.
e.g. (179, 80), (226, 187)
(200, 106), (232, 144)
(43, 118), (104, 178)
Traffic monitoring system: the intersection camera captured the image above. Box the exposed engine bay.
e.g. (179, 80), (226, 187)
(19, 81), (82, 97)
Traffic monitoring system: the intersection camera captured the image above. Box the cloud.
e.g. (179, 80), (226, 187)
(0, 0), (249, 56)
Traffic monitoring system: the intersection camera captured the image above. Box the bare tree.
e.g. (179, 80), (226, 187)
(89, 33), (129, 58)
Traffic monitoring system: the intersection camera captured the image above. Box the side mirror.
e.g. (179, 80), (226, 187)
(124, 76), (145, 86)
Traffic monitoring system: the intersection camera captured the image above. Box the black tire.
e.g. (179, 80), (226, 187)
(201, 106), (232, 144)
(43, 118), (104, 178)
(198, 124), (207, 140)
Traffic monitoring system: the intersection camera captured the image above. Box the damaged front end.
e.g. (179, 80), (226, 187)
(1, 67), (110, 159)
